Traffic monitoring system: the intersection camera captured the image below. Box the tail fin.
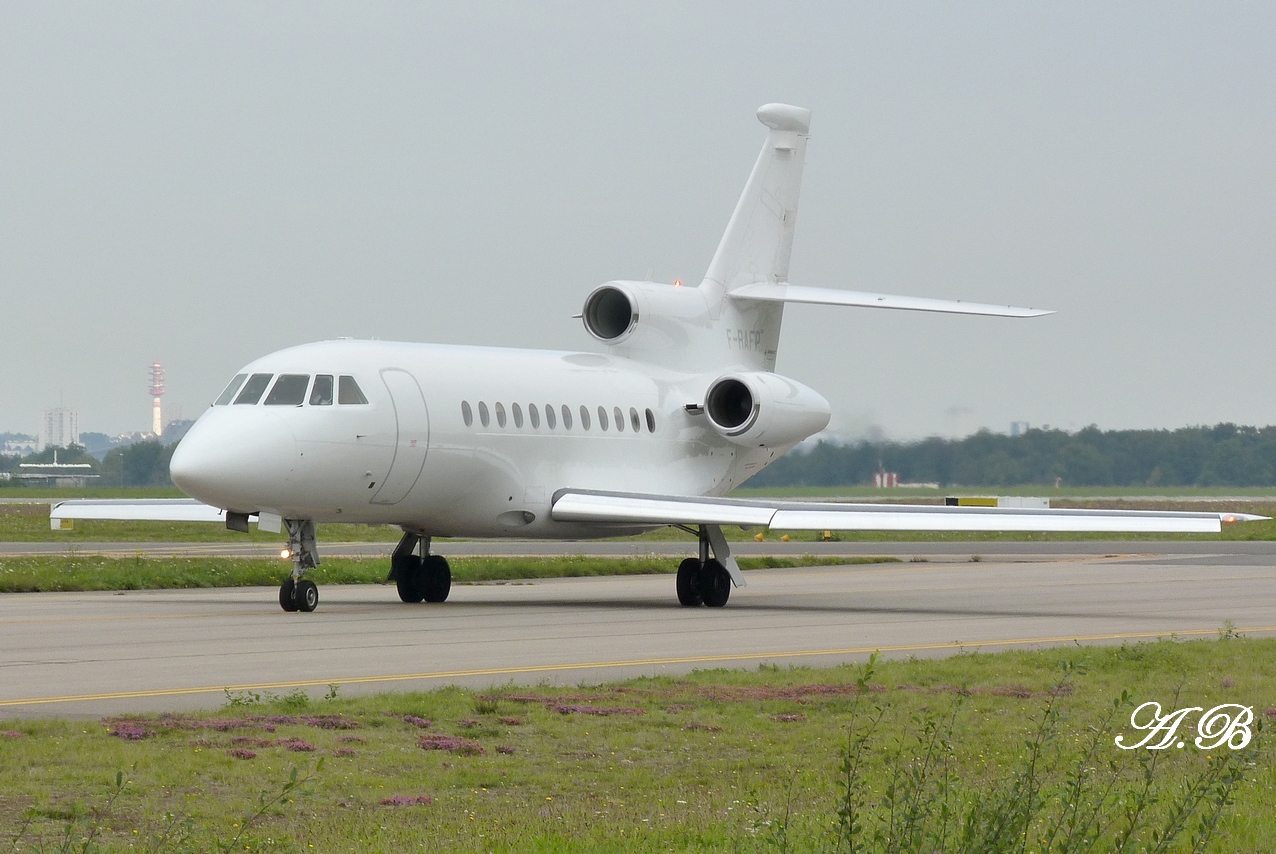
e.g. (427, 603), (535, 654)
(701, 104), (811, 300)
(701, 104), (810, 371)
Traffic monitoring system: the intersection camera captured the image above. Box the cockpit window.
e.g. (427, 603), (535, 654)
(215, 374), (248, 406)
(234, 373), (274, 405)
(310, 375), (334, 406)
(264, 374), (310, 406)
(338, 375), (368, 405)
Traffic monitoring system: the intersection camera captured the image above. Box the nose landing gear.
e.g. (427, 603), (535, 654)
(388, 533), (452, 604)
(279, 519), (321, 612)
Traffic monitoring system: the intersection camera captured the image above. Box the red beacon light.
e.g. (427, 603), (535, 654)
(673, 279), (682, 287)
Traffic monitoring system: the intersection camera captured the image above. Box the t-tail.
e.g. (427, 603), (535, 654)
(578, 103), (1051, 374)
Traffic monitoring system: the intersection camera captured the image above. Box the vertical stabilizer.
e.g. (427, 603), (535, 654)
(702, 104), (811, 300)
(701, 104), (810, 371)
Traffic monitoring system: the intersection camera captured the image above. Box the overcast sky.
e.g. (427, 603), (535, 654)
(1, 3), (1273, 441)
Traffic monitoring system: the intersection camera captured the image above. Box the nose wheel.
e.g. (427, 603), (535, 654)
(278, 519), (321, 613)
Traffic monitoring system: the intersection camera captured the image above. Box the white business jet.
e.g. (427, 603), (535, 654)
(51, 104), (1263, 612)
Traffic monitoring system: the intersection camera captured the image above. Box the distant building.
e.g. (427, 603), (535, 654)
(1010, 421), (1029, 437)
(18, 449), (98, 487)
(160, 419), (195, 446)
(2, 435), (37, 455)
(40, 408), (79, 450)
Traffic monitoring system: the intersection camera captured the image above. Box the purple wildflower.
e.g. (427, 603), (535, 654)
(551, 705), (644, 717)
(277, 737), (316, 752)
(418, 734), (485, 756)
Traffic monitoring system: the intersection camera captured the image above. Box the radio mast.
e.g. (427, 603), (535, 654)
(149, 362), (165, 437)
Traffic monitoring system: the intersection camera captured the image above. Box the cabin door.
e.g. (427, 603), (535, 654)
(370, 369), (429, 505)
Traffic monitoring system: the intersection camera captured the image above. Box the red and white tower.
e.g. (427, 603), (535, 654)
(149, 362), (165, 437)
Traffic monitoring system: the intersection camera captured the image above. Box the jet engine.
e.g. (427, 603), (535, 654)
(703, 372), (831, 448)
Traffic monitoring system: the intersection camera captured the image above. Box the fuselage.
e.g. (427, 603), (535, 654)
(170, 338), (815, 539)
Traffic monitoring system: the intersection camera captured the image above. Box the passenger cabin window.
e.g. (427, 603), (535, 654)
(264, 374), (310, 406)
(545, 404), (556, 430)
(580, 406), (591, 430)
(528, 404), (540, 429)
(562, 405), (573, 430)
(338, 375), (368, 405)
(512, 403), (523, 428)
(495, 402), (507, 427)
(597, 406), (608, 431)
(645, 408), (656, 433)
(310, 375), (334, 406)
(479, 402), (490, 427)
(629, 407), (641, 432)
(215, 374), (248, 406)
(614, 407), (625, 432)
(461, 401), (473, 427)
(234, 373), (274, 405)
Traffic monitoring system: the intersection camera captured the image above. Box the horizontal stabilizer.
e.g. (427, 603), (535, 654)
(728, 283), (1052, 318)
(50, 499), (238, 528)
(552, 489), (1265, 534)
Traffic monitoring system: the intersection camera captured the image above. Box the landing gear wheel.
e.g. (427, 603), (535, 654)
(296, 579), (319, 612)
(422, 555), (451, 603)
(394, 554), (425, 603)
(279, 578), (299, 612)
(676, 558), (704, 607)
(699, 559), (731, 608)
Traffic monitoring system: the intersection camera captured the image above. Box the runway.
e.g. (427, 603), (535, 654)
(2, 541), (1274, 719)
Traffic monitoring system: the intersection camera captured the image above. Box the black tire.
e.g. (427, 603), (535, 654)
(279, 578), (299, 612)
(676, 558), (704, 607)
(395, 554), (425, 603)
(296, 580), (319, 612)
(699, 559), (731, 608)
(422, 555), (451, 603)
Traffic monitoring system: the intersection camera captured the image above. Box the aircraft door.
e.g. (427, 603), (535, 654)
(370, 369), (429, 505)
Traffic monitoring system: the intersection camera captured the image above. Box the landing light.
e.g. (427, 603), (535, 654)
(1223, 515), (1237, 524)
(280, 549), (292, 559)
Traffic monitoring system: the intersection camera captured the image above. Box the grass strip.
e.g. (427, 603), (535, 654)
(1, 637), (1271, 852)
(0, 554), (893, 594)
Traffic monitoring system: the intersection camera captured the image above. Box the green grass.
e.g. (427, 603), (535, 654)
(0, 554), (895, 594)
(1, 637), (1271, 851)
(0, 486), (186, 499)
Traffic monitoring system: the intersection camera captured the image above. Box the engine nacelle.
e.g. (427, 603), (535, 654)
(703, 372), (831, 447)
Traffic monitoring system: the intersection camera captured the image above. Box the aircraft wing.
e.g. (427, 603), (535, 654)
(550, 489), (1265, 534)
(728, 282), (1052, 318)
(49, 499), (237, 528)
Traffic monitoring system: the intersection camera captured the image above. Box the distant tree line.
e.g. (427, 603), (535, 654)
(749, 424), (1276, 488)
(0, 441), (176, 487)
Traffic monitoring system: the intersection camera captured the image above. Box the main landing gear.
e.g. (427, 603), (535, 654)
(279, 519), (321, 613)
(387, 532), (452, 604)
(675, 524), (744, 608)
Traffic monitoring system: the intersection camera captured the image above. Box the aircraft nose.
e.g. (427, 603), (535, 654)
(170, 411), (301, 510)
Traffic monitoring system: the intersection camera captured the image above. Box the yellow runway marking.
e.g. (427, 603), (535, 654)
(5, 625), (1276, 708)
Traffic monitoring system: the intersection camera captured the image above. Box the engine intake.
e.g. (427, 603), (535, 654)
(582, 285), (638, 342)
(705, 378), (758, 435)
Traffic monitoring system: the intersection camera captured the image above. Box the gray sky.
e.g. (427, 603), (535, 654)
(2, 3), (1273, 441)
